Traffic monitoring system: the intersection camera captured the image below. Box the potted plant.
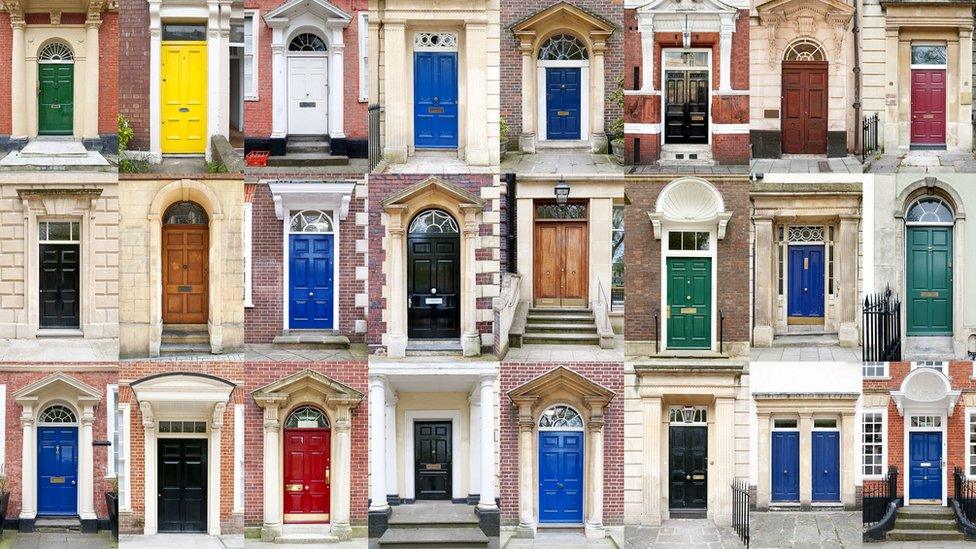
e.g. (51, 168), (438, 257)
(105, 477), (119, 539)
(0, 465), (9, 537)
(609, 75), (625, 163)
(500, 117), (509, 157)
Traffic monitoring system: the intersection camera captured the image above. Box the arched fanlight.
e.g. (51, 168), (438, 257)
(290, 210), (334, 233)
(783, 39), (827, 62)
(408, 209), (459, 234)
(39, 404), (77, 424)
(539, 405), (584, 429)
(289, 33), (327, 52)
(39, 42), (74, 63)
(164, 201), (208, 224)
(285, 406), (330, 428)
(538, 34), (589, 61)
(906, 197), (954, 224)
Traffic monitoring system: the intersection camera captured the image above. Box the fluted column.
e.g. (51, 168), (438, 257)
(19, 407), (35, 520)
(638, 16), (655, 91)
(369, 376), (390, 512)
(712, 397), (735, 525)
(798, 412), (813, 509)
(460, 206), (481, 356)
(477, 376), (496, 510)
(331, 404), (353, 539)
(584, 404), (606, 539)
(837, 215), (859, 347)
(261, 402), (282, 540)
(464, 21), (489, 166)
(514, 402), (536, 537)
(382, 20), (408, 162)
(10, 20), (26, 140)
(83, 18), (101, 140)
(519, 40), (536, 152)
(753, 217), (774, 347)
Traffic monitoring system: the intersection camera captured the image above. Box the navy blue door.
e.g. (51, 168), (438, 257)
(38, 427), (78, 515)
(812, 431), (840, 501)
(771, 431), (799, 502)
(546, 68), (581, 140)
(414, 52), (458, 148)
(289, 234), (334, 330)
(788, 245), (825, 318)
(539, 431), (583, 523)
(909, 431), (942, 500)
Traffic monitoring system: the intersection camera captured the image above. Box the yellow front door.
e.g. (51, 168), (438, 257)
(161, 41), (207, 154)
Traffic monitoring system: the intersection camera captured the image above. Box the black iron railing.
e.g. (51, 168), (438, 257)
(654, 310), (659, 353)
(862, 113), (880, 163)
(955, 467), (976, 524)
(719, 310), (725, 355)
(863, 466), (899, 526)
(863, 286), (901, 362)
(368, 104), (381, 172)
(731, 477), (750, 548)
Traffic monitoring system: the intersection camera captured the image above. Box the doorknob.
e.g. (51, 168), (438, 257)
(557, 483), (564, 488)
(309, 292), (314, 297)
(686, 475), (691, 480)
(305, 485), (310, 490)
(71, 480), (76, 485)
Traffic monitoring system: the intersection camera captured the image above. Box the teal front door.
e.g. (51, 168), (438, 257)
(667, 257), (711, 349)
(907, 227), (952, 335)
(39, 64), (74, 134)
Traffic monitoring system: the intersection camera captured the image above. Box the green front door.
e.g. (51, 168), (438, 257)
(667, 257), (712, 349)
(38, 64), (73, 134)
(907, 227), (952, 335)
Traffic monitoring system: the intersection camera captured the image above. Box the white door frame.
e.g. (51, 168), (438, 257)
(902, 412), (947, 505)
(403, 410), (463, 501)
(659, 226), (718, 352)
(286, 51), (329, 135)
(536, 60), (589, 143)
(281, 208), (340, 331)
(660, 48), (712, 147)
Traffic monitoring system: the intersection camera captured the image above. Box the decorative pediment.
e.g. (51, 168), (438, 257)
(890, 367), (961, 416)
(648, 177), (733, 239)
(508, 366), (615, 409)
(636, 0), (738, 16)
(131, 372), (235, 403)
(756, 0), (854, 22)
(267, 180), (355, 221)
(13, 372), (102, 405)
(265, 0), (351, 25)
(511, 2), (616, 42)
(17, 188), (102, 215)
(381, 176), (485, 213)
(251, 368), (364, 409)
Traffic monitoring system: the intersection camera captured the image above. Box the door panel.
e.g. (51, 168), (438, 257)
(911, 69), (947, 145)
(158, 439), (207, 532)
(906, 227), (952, 335)
(667, 257), (712, 349)
(161, 42), (208, 154)
(289, 234), (334, 330)
(545, 67), (582, 140)
(407, 235), (460, 339)
(533, 219), (588, 307)
(909, 431), (942, 501)
(812, 431), (840, 502)
(669, 426), (707, 510)
(414, 421), (451, 499)
(539, 431), (584, 523)
(787, 245), (825, 319)
(38, 427), (78, 515)
(39, 244), (80, 328)
(771, 431), (800, 502)
(287, 56), (329, 135)
(283, 428), (331, 522)
(163, 226), (209, 325)
(781, 63), (828, 154)
(664, 70), (708, 144)
(38, 64), (73, 135)
(414, 52), (458, 148)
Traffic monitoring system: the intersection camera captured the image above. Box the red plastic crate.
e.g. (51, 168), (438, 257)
(245, 151), (270, 167)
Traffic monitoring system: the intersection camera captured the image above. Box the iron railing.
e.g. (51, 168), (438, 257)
(862, 113), (880, 163)
(719, 310), (725, 355)
(955, 467), (976, 524)
(368, 104), (381, 172)
(863, 466), (899, 526)
(731, 477), (750, 548)
(863, 286), (901, 362)
(654, 309), (659, 353)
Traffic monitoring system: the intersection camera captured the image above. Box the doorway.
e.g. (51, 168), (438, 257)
(414, 47), (458, 149)
(812, 428), (840, 502)
(533, 202), (588, 307)
(37, 42), (74, 135)
(663, 50), (709, 145)
(161, 24), (208, 154)
(38, 220), (81, 329)
(908, 429), (942, 502)
(781, 64), (827, 154)
(666, 257), (712, 349)
(157, 438), (207, 532)
(668, 406), (707, 517)
(909, 44), (947, 148)
(407, 209), (460, 339)
(787, 244), (825, 322)
(37, 405), (79, 516)
(414, 421), (451, 500)
(771, 426), (799, 502)
(162, 201), (209, 325)
(283, 406), (331, 523)
(905, 196), (953, 337)
(287, 33), (330, 136)
(538, 404), (584, 524)
(288, 210), (335, 330)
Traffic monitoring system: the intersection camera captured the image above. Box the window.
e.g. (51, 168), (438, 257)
(409, 209), (459, 234)
(669, 406), (707, 424)
(814, 419), (837, 429)
(117, 404), (131, 510)
(668, 231), (709, 251)
(911, 361), (947, 374)
(535, 203), (586, 220)
(611, 205), (624, 311)
(289, 33), (327, 52)
(968, 410), (976, 476)
(539, 405), (584, 429)
(773, 418), (798, 429)
(107, 386), (119, 477)
(289, 210), (334, 233)
(862, 411), (885, 477)
(243, 12), (258, 100)
(358, 13), (368, 102)
(863, 362), (889, 378)
(538, 34), (588, 61)
(39, 405), (76, 423)
(783, 39), (826, 62)
(39, 221), (80, 242)
(39, 42), (73, 63)
(413, 32), (457, 51)
(285, 406), (329, 428)
(158, 421), (207, 433)
(906, 197), (953, 224)
(164, 201), (208, 224)
(910, 415), (942, 428)
(162, 24), (206, 41)
(911, 45), (947, 66)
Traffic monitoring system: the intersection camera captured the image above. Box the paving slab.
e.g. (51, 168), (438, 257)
(9, 531), (113, 549)
(0, 338), (118, 362)
(749, 156), (864, 174)
(121, 534), (242, 549)
(381, 151), (497, 174)
(245, 344), (367, 362)
(245, 538), (365, 548)
(751, 345), (861, 363)
(866, 152), (976, 174)
(624, 520), (744, 548)
(504, 337), (623, 362)
(501, 152), (623, 175)
(751, 511), (860, 549)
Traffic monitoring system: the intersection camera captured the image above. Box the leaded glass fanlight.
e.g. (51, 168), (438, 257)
(539, 405), (584, 428)
(783, 39), (826, 62)
(39, 404), (77, 423)
(39, 42), (74, 63)
(285, 406), (330, 428)
(906, 197), (954, 224)
(408, 209), (459, 234)
(290, 210), (334, 233)
(289, 33), (327, 52)
(163, 201), (208, 224)
(538, 34), (589, 61)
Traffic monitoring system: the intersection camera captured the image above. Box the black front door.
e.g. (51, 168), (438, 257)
(39, 244), (80, 328)
(669, 426), (707, 514)
(414, 421), (451, 500)
(158, 439), (207, 533)
(664, 70), (708, 144)
(407, 234), (460, 339)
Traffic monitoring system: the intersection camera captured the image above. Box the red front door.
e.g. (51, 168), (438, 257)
(782, 62), (828, 154)
(283, 428), (331, 523)
(911, 69), (946, 145)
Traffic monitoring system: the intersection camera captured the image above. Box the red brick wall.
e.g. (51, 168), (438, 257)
(244, 182), (367, 343)
(99, 13), (121, 136)
(243, 361), (368, 527)
(498, 362), (624, 526)
(119, 0), (151, 149)
(623, 177), (751, 344)
(243, 0), (368, 140)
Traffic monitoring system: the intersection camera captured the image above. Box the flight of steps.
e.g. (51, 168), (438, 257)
(887, 506), (964, 541)
(34, 516), (81, 533)
(272, 330), (350, 350)
(904, 336), (955, 361)
(377, 505), (489, 548)
(160, 324), (210, 355)
(273, 524), (339, 544)
(267, 136), (349, 167)
(522, 308), (600, 346)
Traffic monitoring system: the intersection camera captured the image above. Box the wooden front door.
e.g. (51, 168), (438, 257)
(414, 421), (451, 500)
(283, 428), (331, 523)
(38, 64), (73, 135)
(782, 62), (828, 154)
(163, 225), (209, 324)
(161, 39), (208, 154)
(666, 257), (712, 349)
(534, 203), (588, 307)
(911, 69), (947, 145)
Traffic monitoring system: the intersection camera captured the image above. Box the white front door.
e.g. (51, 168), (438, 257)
(287, 56), (329, 135)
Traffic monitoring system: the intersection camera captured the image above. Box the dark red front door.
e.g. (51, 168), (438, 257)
(782, 62), (827, 154)
(283, 429), (331, 523)
(911, 69), (946, 145)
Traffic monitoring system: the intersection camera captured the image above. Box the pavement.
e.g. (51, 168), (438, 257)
(0, 338), (118, 362)
(750, 156), (864, 174)
(120, 533), (243, 548)
(865, 151), (976, 174)
(501, 528), (622, 548)
(867, 542), (976, 548)
(750, 345), (861, 363)
(624, 520), (744, 548)
(503, 337), (624, 362)
(245, 538), (365, 548)
(5, 531), (114, 549)
(750, 511), (860, 548)
(379, 151), (497, 174)
(627, 164), (749, 175)
(245, 159), (370, 176)
(501, 151), (623, 175)
(245, 344), (368, 362)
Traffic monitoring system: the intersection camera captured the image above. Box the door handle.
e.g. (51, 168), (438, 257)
(305, 485), (310, 490)
(326, 467), (331, 485)
(71, 480), (76, 485)
(557, 483), (564, 488)
(686, 475), (691, 480)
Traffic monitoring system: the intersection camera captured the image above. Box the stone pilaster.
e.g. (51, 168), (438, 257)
(261, 402), (282, 541)
(753, 217), (775, 347)
(755, 412), (771, 509)
(369, 376), (389, 512)
(514, 401), (536, 538)
(798, 413), (813, 509)
(838, 215), (859, 347)
(519, 40), (536, 153)
(712, 397), (735, 525)
(464, 21), (489, 166)
(642, 396), (662, 525)
(331, 404), (354, 539)
(382, 20), (408, 163)
(590, 40), (608, 153)
(461, 205), (482, 356)
(584, 400), (606, 539)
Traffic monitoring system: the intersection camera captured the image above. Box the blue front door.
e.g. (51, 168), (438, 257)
(546, 67), (581, 140)
(414, 52), (458, 148)
(38, 427), (78, 515)
(812, 431), (840, 501)
(788, 245), (825, 318)
(771, 431), (799, 502)
(539, 431), (583, 523)
(289, 234), (334, 330)
(909, 431), (942, 500)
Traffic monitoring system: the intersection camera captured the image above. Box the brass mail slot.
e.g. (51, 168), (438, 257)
(51, 104), (61, 109)
(425, 463), (442, 470)
(920, 291), (939, 298)
(691, 115), (705, 122)
(50, 477), (66, 484)
(921, 462), (932, 467)
(285, 484), (304, 492)
(299, 101), (316, 108)
(691, 474), (705, 480)
(804, 258), (809, 270)
(178, 285), (193, 293)
(923, 114), (935, 119)
(679, 307), (698, 314)
(557, 111), (570, 116)
(428, 107), (445, 114)
(179, 107), (190, 113)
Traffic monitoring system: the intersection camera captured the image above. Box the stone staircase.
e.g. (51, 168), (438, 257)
(267, 135), (349, 167)
(903, 336), (956, 361)
(888, 506), (964, 541)
(771, 331), (841, 347)
(378, 503), (489, 548)
(274, 524), (339, 544)
(272, 330), (350, 350)
(658, 144), (715, 167)
(34, 516), (81, 533)
(521, 307), (601, 346)
(160, 324), (211, 355)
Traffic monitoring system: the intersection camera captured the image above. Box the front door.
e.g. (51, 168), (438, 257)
(669, 425), (707, 513)
(39, 244), (80, 328)
(664, 70), (708, 144)
(539, 431), (583, 523)
(414, 52), (458, 148)
(545, 67), (581, 140)
(911, 69), (946, 146)
(163, 225), (209, 325)
(771, 431), (799, 502)
(161, 40), (208, 154)
(287, 56), (329, 135)
(407, 230), (460, 339)
(414, 421), (451, 500)
(812, 431), (840, 502)
(534, 205), (588, 307)
(38, 64), (73, 135)
(666, 257), (712, 349)
(787, 245), (825, 321)
(289, 234), (334, 330)
(782, 62), (827, 154)
(158, 439), (207, 532)
(37, 427), (78, 515)
(283, 428), (331, 523)
(907, 227), (952, 335)
(909, 431), (942, 501)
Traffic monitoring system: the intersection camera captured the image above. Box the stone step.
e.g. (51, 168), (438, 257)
(161, 331), (209, 344)
(34, 517), (81, 532)
(163, 323), (209, 333)
(524, 322), (598, 334)
(904, 336), (955, 361)
(159, 342), (211, 355)
(267, 153), (349, 167)
(887, 529), (965, 541)
(273, 331), (350, 349)
(378, 526), (489, 548)
(274, 533), (340, 544)
(895, 518), (959, 530)
(287, 141), (331, 154)
(898, 506), (956, 517)
(523, 332), (601, 345)
(528, 307), (592, 315)
(771, 334), (841, 348)
(289, 135), (329, 142)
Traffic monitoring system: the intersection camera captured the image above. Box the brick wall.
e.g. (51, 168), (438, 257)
(243, 361), (368, 527)
(118, 0), (150, 150)
(99, 13), (121, 136)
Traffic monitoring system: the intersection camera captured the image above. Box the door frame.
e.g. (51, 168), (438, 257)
(536, 403), (585, 525)
(406, 208), (462, 339)
(285, 38), (330, 136)
(903, 413), (947, 505)
(909, 42), (948, 148)
(37, 47), (75, 136)
(537, 60), (589, 142)
(283, 209), (339, 331)
(156, 434), (209, 533)
(811, 421), (841, 502)
(785, 241), (827, 324)
(37, 219), (83, 330)
(161, 207), (210, 326)
(770, 422), (799, 503)
(660, 48), (712, 147)
(532, 200), (590, 307)
(403, 410), (462, 501)
(36, 409), (80, 516)
(904, 216), (954, 337)
(281, 404), (333, 524)
(780, 61), (828, 155)
(660, 227), (718, 351)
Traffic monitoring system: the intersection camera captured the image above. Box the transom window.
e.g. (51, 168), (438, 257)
(783, 39), (826, 62)
(539, 405), (583, 429)
(536, 203), (587, 220)
(669, 406), (707, 425)
(164, 201), (208, 225)
(814, 419), (838, 429)
(911, 361), (947, 374)
(663, 50), (708, 69)
(409, 209), (459, 234)
(787, 225), (824, 242)
(911, 415), (942, 428)
(862, 411), (885, 476)
(863, 362), (889, 378)
(538, 34), (588, 61)
(773, 418), (798, 429)
(911, 45), (947, 67)
(39, 221), (81, 242)
(668, 231), (709, 251)
(285, 406), (330, 428)
(906, 197), (953, 224)
(162, 24), (206, 41)
(39, 42), (73, 63)
(776, 224), (836, 296)
(413, 32), (458, 51)
(289, 210), (334, 233)
(39, 404), (76, 423)
(288, 33), (327, 52)
(158, 421), (207, 433)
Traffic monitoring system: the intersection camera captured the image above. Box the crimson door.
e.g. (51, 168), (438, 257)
(781, 62), (827, 154)
(911, 69), (946, 145)
(283, 428), (331, 523)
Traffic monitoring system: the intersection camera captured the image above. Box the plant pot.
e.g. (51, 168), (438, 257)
(105, 492), (119, 539)
(611, 138), (625, 163)
(0, 491), (8, 537)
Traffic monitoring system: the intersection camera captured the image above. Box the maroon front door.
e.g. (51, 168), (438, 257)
(782, 62), (828, 154)
(283, 428), (331, 523)
(911, 69), (946, 145)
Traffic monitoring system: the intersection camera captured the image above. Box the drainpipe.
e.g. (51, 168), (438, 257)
(505, 173), (517, 274)
(852, 0), (863, 155)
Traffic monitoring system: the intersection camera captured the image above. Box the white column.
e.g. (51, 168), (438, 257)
(719, 15), (734, 92)
(10, 21), (26, 140)
(269, 23), (287, 139)
(208, 402), (226, 536)
(638, 16), (654, 92)
(753, 218), (774, 347)
(461, 207), (481, 357)
(515, 405), (535, 537)
(518, 41), (536, 153)
(369, 376), (390, 511)
(464, 21), (489, 166)
(205, 0), (221, 162)
(642, 396), (662, 525)
(140, 402), (157, 534)
(591, 40), (607, 152)
(381, 20), (408, 163)
(19, 408), (35, 520)
(713, 397), (735, 525)
(384, 395), (398, 501)
(584, 411), (606, 539)
(477, 376), (496, 510)
(83, 19), (101, 140)
(798, 412), (813, 509)
(755, 412), (771, 509)
(468, 387), (482, 502)
(386, 214), (407, 358)
(79, 406), (97, 522)
(261, 403), (282, 541)
(331, 404), (353, 539)
(148, 0), (162, 161)
(328, 36), (346, 139)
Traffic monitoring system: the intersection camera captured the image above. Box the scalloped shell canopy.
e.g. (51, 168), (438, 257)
(657, 178), (724, 221)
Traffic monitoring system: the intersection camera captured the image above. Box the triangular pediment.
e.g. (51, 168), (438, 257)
(637, 0), (738, 16)
(756, 0), (854, 21)
(265, 0), (351, 25)
(511, 2), (616, 38)
(507, 366), (615, 407)
(381, 176), (485, 211)
(13, 372), (102, 404)
(252, 369), (363, 408)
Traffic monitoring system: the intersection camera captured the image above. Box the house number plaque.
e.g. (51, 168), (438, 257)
(692, 474), (705, 480)
(920, 291), (939, 298)
(680, 307), (697, 314)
